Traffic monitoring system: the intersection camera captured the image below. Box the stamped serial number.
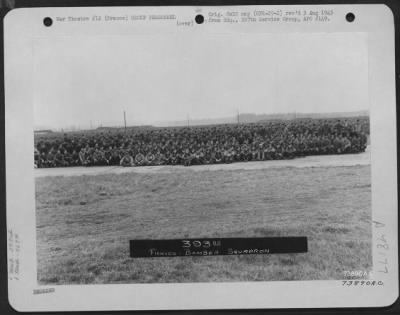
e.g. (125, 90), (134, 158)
(342, 280), (383, 286)
(343, 270), (372, 278)
(181, 240), (221, 248)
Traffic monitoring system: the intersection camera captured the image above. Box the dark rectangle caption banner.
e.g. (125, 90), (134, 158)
(130, 237), (308, 258)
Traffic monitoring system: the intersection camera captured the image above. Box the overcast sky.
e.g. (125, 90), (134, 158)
(33, 32), (368, 130)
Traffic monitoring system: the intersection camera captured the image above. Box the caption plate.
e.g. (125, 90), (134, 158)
(130, 237), (308, 257)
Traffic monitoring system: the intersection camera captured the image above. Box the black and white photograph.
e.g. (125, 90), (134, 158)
(4, 4), (398, 311)
(33, 31), (372, 284)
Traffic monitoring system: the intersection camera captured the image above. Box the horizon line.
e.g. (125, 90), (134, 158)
(34, 110), (369, 132)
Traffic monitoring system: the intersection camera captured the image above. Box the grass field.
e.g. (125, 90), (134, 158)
(36, 165), (372, 284)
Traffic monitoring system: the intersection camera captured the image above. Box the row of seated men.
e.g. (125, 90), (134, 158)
(35, 136), (367, 168)
(34, 119), (369, 168)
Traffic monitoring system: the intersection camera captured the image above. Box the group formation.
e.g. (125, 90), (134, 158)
(34, 118), (369, 168)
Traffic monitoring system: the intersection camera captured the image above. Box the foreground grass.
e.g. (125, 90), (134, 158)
(36, 165), (371, 284)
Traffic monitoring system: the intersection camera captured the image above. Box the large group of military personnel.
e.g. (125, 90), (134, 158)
(34, 118), (369, 168)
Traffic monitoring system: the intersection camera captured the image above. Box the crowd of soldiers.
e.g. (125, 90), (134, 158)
(34, 118), (369, 168)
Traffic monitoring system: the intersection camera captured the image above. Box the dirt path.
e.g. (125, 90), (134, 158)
(34, 146), (370, 178)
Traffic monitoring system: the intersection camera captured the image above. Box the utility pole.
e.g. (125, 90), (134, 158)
(237, 110), (240, 124)
(187, 114), (190, 127)
(124, 111), (127, 131)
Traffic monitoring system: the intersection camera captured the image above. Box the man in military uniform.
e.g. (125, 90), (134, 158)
(214, 148), (223, 163)
(253, 143), (262, 161)
(169, 149), (178, 165)
(223, 147), (233, 163)
(34, 148), (40, 168)
(333, 135), (344, 154)
(120, 152), (134, 167)
(145, 151), (155, 165)
(320, 136), (330, 155)
(262, 144), (270, 160)
(79, 148), (88, 166)
(39, 151), (47, 167)
(203, 149), (213, 164)
(233, 145), (241, 162)
(63, 149), (72, 166)
(104, 146), (113, 165)
(135, 151), (145, 166)
(163, 150), (171, 165)
(240, 143), (249, 161)
(285, 144), (295, 159)
(274, 144), (283, 160)
(250, 145), (258, 161)
(182, 148), (191, 166)
(111, 147), (121, 165)
(54, 149), (64, 167)
(86, 147), (95, 166)
(190, 148), (200, 165)
(71, 149), (80, 166)
(343, 136), (352, 153)
(154, 150), (164, 166)
(197, 148), (205, 165)
(93, 147), (105, 166)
